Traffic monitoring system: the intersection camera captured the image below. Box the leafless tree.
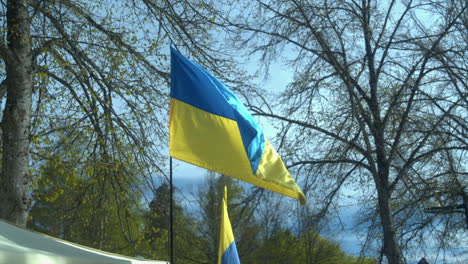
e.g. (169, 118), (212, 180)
(216, 0), (468, 263)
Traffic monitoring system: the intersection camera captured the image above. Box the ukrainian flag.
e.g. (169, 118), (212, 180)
(170, 47), (306, 204)
(218, 186), (240, 264)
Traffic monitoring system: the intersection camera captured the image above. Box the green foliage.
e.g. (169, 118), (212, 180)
(140, 182), (205, 262)
(253, 230), (376, 264)
(28, 153), (145, 256)
(29, 162), (376, 263)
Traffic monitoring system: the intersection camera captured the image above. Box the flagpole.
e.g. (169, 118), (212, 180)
(169, 44), (175, 264)
(169, 157), (174, 264)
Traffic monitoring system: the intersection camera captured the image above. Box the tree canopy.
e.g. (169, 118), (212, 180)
(212, 0), (467, 263)
(1, 0), (466, 263)
(0, 0), (239, 225)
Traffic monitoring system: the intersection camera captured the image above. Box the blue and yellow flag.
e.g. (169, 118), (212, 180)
(170, 47), (306, 204)
(218, 186), (240, 264)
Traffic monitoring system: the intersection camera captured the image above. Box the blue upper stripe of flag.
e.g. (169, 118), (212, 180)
(170, 47), (264, 174)
(221, 241), (241, 264)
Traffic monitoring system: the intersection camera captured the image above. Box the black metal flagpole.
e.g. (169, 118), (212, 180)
(169, 43), (175, 264)
(169, 157), (174, 264)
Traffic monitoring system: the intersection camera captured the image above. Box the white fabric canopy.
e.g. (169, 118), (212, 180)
(0, 220), (168, 264)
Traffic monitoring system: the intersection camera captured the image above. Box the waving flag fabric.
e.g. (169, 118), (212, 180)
(218, 186), (240, 264)
(169, 47), (306, 204)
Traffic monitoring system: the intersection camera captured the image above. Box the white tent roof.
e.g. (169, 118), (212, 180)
(0, 220), (169, 264)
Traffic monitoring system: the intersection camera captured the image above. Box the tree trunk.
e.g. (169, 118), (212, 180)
(376, 175), (403, 264)
(0, 0), (33, 226)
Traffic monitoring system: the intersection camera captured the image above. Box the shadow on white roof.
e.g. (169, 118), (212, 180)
(0, 220), (169, 264)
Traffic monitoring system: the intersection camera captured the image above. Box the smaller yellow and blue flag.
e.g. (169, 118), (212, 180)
(218, 186), (241, 264)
